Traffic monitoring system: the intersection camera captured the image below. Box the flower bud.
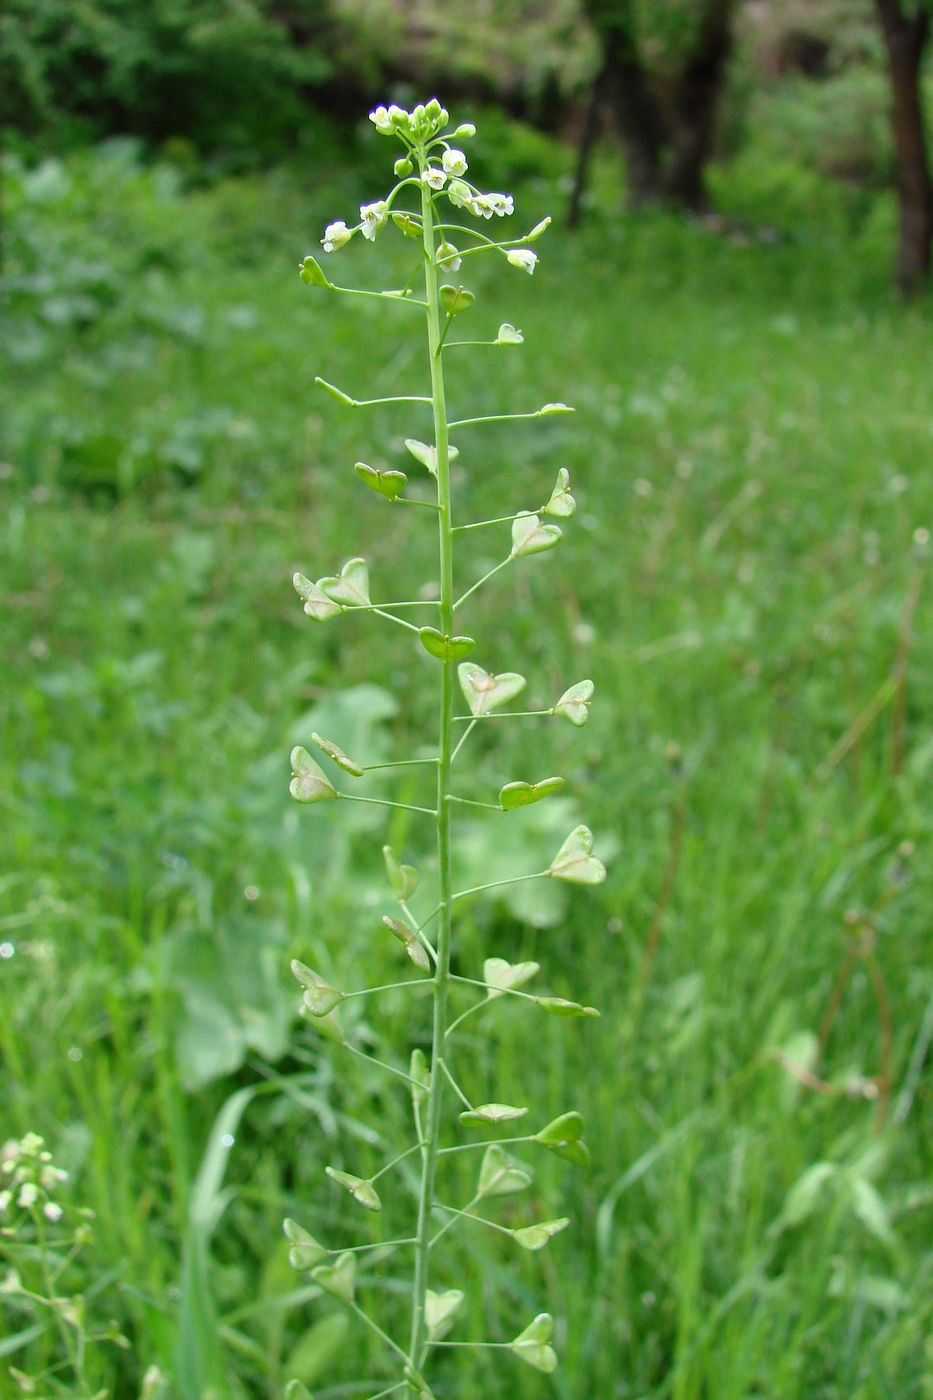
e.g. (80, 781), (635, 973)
(394, 156), (413, 177)
(451, 122), (476, 139)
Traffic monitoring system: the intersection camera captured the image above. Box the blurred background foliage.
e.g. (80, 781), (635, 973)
(1, 2), (932, 1399)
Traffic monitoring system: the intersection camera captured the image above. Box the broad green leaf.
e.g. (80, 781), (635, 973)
(460, 1103), (528, 1127)
(325, 1168), (381, 1212)
(311, 1252), (355, 1305)
(310, 732), (363, 778)
(543, 467), (576, 518)
(457, 663), (525, 716)
(512, 1217), (569, 1251)
(535, 996), (600, 1018)
(419, 628), (476, 662)
(425, 1289), (464, 1341)
(548, 826), (606, 885)
(354, 462), (408, 501)
(499, 776), (564, 811)
(510, 512), (562, 559)
(509, 1313), (557, 1373)
(383, 845), (419, 900)
(383, 914), (431, 972)
(293, 573), (343, 622)
(318, 557), (370, 607)
(477, 1145), (533, 1198)
(440, 284), (475, 315)
(283, 1218), (328, 1271)
(483, 958), (540, 1000)
(496, 322), (524, 345)
(553, 679), (594, 726)
(289, 748), (337, 804)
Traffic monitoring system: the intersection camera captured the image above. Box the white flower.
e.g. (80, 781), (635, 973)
(488, 192), (514, 217)
(368, 106), (393, 133)
(359, 200), (388, 241)
(0, 1190), (10, 1214)
(436, 242), (461, 271)
(43, 1201), (63, 1223)
(17, 1183), (38, 1208)
(467, 195), (494, 220)
(321, 220), (351, 253)
(423, 166), (447, 191)
(442, 148), (468, 177)
(507, 249), (538, 275)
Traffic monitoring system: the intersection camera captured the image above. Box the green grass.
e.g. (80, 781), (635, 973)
(1, 135), (931, 1400)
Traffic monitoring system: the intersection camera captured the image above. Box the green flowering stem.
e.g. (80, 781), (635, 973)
(337, 795), (437, 816)
(437, 1056), (473, 1110)
(350, 1301), (410, 1366)
(315, 377), (432, 408)
(452, 512), (530, 533)
(449, 407), (573, 429)
(370, 1141), (427, 1184)
(342, 980), (432, 1002)
(362, 758), (439, 772)
(433, 1201), (513, 1237)
(436, 1136), (534, 1158)
(452, 872), (548, 901)
(452, 708), (553, 722)
(453, 558), (512, 611)
(450, 719), (478, 763)
(340, 1042), (431, 1090)
(446, 796), (502, 811)
(329, 283), (429, 309)
(407, 144), (457, 1375)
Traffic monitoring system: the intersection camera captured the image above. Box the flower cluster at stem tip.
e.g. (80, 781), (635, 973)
(0, 1133), (67, 1226)
(310, 99), (551, 278)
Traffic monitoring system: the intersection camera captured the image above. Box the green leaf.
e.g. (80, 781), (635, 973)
(509, 1313), (557, 1373)
(318, 557), (370, 607)
(289, 748), (337, 804)
(392, 212), (422, 238)
(543, 467), (576, 518)
(293, 572), (343, 622)
(383, 845), (419, 900)
(284, 1382), (315, 1400)
(291, 961), (345, 1017)
(283, 1218), (328, 1271)
(314, 377), (356, 406)
(548, 825), (606, 885)
(459, 1103), (528, 1127)
(419, 628), (476, 662)
(483, 957), (540, 1000)
(410, 1048), (430, 1109)
(534, 1111), (591, 1166)
(777, 1162), (836, 1231)
(534, 1111), (584, 1146)
(325, 1168), (382, 1212)
(477, 1144), (533, 1198)
(405, 438), (459, 476)
(354, 462), (408, 501)
(311, 1252), (355, 1305)
(512, 1217), (570, 1251)
(496, 322), (524, 345)
(553, 679), (594, 726)
(499, 777), (564, 811)
(382, 915), (431, 972)
(535, 996), (600, 1019)
(310, 732), (364, 778)
(457, 663), (526, 716)
(510, 512), (562, 559)
(440, 284), (475, 315)
(425, 1289), (465, 1341)
(299, 255), (331, 288)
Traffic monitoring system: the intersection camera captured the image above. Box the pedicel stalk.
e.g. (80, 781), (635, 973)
(285, 99), (606, 1400)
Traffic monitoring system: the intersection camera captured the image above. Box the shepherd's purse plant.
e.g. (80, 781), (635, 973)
(286, 98), (607, 1400)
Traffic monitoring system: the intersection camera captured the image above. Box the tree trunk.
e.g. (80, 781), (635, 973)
(663, 0), (736, 210)
(582, 0), (666, 206)
(875, 0), (933, 296)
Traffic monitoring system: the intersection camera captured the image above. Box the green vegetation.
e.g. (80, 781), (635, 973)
(1, 115), (931, 1397)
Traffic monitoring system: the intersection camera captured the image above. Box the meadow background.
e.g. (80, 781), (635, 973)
(1, 2), (932, 1397)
